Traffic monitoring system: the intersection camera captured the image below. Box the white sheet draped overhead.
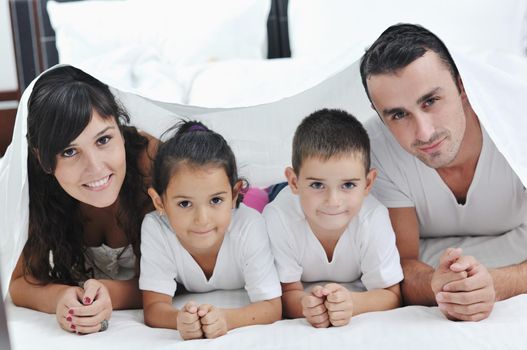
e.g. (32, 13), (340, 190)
(1, 46), (527, 299)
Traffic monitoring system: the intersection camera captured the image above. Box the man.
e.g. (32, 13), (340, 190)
(360, 23), (527, 321)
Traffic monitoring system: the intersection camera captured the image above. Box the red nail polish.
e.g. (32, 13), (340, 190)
(68, 309), (74, 315)
(71, 324), (76, 330)
(84, 297), (91, 305)
(66, 316), (72, 322)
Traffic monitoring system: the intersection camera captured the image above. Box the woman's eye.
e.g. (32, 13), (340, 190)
(178, 200), (192, 208)
(342, 182), (356, 190)
(211, 197), (224, 205)
(309, 182), (324, 190)
(97, 135), (111, 145)
(61, 148), (77, 158)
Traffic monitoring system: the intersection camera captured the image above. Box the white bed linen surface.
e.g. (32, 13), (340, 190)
(6, 290), (527, 350)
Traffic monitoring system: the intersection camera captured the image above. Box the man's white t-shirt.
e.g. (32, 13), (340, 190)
(139, 204), (282, 302)
(263, 187), (403, 290)
(366, 117), (527, 238)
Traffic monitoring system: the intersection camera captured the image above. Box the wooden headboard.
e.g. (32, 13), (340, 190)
(9, 0), (291, 90)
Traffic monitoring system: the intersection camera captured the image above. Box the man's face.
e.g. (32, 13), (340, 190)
(367, 51), (468, 169)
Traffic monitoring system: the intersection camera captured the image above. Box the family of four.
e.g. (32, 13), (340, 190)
(8, 24), (527, 338)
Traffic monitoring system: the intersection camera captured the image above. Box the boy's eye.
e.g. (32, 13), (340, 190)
(178, 200), (192, 208)
(210, 197), (223, 205)
(309, 182), (324, 190)
(342, 182), (356, 190)
(97, 135), (112, 145)
(61, 148), (77, 158)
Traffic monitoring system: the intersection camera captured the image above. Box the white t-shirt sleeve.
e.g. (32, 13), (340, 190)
(359, 203), (404, 290)
(263, 205), (303, 283)
(238, 212), (282, 302)
(139, 213), (178, 296)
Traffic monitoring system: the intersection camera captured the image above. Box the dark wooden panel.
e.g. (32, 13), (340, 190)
(0, 108), (17, 157)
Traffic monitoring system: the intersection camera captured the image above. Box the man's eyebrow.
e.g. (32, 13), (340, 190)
(381, 107), (405, 117)
(416, 87), (441, 105)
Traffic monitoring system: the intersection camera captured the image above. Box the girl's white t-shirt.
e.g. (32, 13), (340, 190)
(263, 187), (403, 290)
(139, 204), (281, 302)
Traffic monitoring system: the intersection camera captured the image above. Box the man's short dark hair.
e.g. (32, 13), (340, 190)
(360, 23), (460, 101)
(292, 108), (370, 174)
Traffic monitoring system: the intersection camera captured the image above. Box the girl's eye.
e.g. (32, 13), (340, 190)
(309, 182), (324, 190)
(178, 200), (192, 208)
(211, 197), (224, 205)
(342, 182), (356, 190)
(61, 148), (77, 158)
(97, 135), (111, 145)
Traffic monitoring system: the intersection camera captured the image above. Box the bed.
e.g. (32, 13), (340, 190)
(4, 1), (527, 349)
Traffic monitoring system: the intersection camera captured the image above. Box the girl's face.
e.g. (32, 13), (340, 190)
(150, 164), (237, 256)
(53, 111), (126, 208)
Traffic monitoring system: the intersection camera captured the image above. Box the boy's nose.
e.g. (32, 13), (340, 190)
(326, 190), (341, 207)
(194, 206), (209, 225)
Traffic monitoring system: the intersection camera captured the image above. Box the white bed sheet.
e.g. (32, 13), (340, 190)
(6, 290), (527, 349)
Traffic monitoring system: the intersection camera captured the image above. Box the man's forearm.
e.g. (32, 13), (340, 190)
(492, 261), (527, 301)
(400, 258), (437, 306)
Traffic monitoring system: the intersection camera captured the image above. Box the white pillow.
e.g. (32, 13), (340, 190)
(47, 0), (271, 66)
(288, 0), (527, 58)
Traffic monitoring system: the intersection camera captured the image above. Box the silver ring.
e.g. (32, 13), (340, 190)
(99, 319), (109, 332)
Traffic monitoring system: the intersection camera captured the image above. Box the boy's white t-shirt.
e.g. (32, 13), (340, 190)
(139, 204), (282, 302)
(366, 117), (527, 238)
(263, 187), (403, 290)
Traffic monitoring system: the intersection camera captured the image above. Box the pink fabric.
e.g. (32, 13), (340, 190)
(242, 187), (269, 213)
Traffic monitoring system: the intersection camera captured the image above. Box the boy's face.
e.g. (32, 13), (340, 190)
(286, 155), (376, 238)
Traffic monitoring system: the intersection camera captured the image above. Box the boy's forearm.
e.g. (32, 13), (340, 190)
(143, 301), (180, 329)
(400, 258), (437, 306)
(223, 297), (282, 330)
(99, 278), (142, 309)
(281, 289), (306, 319)
(492, 261), (527, 301)
(350, 285), (401, 316)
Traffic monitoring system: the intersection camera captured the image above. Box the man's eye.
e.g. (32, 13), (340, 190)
(61, 148), (77, 158)
(178, 201), (192, 208)
(210, 197), (223, 205)
(392, 111), (406, 120)
(342, 182), (356, 190)
(97, 135), (111, 145)
(309, 182), (324, 190)
(424, 97), (438, 107)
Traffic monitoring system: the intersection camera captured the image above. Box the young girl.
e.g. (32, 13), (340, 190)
(140, 121), (282, 340)
(10, 65), (156, 334)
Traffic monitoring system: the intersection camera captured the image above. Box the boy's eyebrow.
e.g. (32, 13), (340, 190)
(343, 178), (361, 182)
(305, 177), (325, 181)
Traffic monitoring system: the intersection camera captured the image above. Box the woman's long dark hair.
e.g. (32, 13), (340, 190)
(25, 65), (150, 285)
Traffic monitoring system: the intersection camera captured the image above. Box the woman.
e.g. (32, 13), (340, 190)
(9, 65), (156, 334)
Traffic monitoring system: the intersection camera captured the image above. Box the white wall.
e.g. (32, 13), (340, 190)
(0, 0), (18, 92)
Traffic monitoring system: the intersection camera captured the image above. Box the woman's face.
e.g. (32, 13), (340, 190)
(53, 110), (126, 208)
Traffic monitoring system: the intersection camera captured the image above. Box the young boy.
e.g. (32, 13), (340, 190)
(263, 109), (403, 328)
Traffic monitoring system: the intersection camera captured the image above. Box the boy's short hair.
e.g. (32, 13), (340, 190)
(360, 23), (460, 102)
(292, 108), (370, 174)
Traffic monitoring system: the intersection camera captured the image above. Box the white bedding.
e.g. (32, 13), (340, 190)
(6, 289), (527, 349)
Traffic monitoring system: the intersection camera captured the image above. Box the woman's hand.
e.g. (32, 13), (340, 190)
(55, 286), (84, 333)
(64, 279), (113, 334)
